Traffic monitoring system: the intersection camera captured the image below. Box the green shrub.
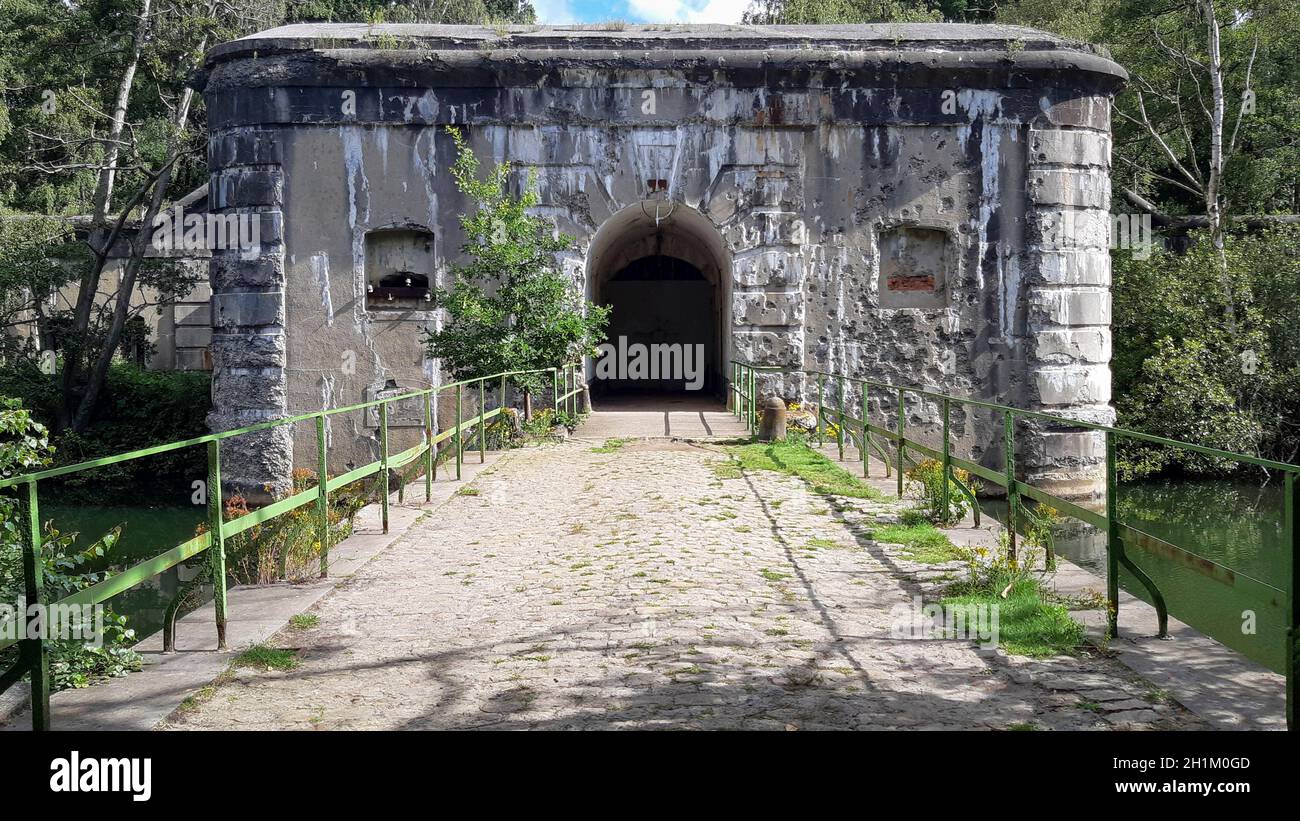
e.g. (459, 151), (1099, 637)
(1112, 229), (1300, 478)
(0, 362), (210, 504)
(906, 458), (978, 525)
(218, 469), (368, 585)
(0, 396), (142, 691)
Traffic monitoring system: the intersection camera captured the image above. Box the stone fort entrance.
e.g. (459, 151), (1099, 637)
(199, 23), (1125, 500)
(587, 203), (731, 398)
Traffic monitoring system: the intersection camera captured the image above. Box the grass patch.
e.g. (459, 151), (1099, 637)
(727, 441), (881, 499)
(805, 537), (840, 550)
(591, 438), (629, 453)
(759, 568), (790, 582)
(455, 486), (481, 496)
(289, 613), (319, 629)
(712, 461), (743, 479)
(177, 686), (216, 713)
(942, 577), (1085, 658)
(234, 644), (300, 671)
(873, 522), (962, 563)
(1144, 687), (1174, 705)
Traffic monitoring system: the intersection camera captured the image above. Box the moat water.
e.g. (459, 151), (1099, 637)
(981, 477), (1289, 672)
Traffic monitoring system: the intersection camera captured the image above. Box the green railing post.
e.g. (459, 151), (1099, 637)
(750, 366), (756, 430)
(836, 376), (845, 461)
(941, 398), (951, 521)
(316, 415), (330, 578)
(738, 363), (743, 419)
(396, 447), (405, 506)
(379, 402), (390, 534)
(748, 366), (759, 428)
(206, 440), (228, 651)
(1004, 410), (1018, 561)
(21, 480), (49, 731)
(816, 372), (825, 447)
(861, 383), (870, 477)
(738, 365), (744, 427)
(432, 389), (440, 482)
(455, 383), (463, 481)
(738, 365), (745, 426)
(741, 366), (746, 429)
(479, 378), (486, 463)
(1285, 471), (1297, 730)
(896, 387), (905, 497)
(1105, 430), (1120, 637)
(423, 392), (434, 502)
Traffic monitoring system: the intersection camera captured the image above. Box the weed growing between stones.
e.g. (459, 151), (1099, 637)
(590, 438), (628, 453)
(906, 458), (980, 525)
(234, 644), (299, 672)
(942, 533), (1085, 658)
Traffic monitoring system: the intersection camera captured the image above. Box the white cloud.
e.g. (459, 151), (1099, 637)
(625, 0), (749, 23)
(535, 0), (581, 24)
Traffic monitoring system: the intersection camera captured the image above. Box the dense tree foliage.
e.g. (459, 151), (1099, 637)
(1112, 229), (1300, 475)
(1003, 0), (1300, 474)
(283, 0), (535, 23)
(0, 0), (532, 435)
(743, 0), (989, 24)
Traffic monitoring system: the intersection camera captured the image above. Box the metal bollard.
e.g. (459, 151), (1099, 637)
(758, 396), (787, 442)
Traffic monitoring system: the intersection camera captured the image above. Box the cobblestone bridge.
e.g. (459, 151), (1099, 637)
(165, 404), (1197, 731)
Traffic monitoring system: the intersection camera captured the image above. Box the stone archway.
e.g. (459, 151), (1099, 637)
(585, 202), (732, 399)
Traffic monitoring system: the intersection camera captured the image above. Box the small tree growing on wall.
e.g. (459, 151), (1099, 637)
(423, 127), (609, 418)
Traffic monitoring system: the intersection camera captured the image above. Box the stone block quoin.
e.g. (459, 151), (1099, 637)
(205, 125), (291, 502)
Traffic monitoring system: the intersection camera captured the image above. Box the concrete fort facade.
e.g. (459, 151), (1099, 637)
(198, 23), (1125, 500)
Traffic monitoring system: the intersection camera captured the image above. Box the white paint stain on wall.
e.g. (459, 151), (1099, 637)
(309, 253), (334, 326)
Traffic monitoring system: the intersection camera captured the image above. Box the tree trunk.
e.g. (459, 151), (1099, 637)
(1203, 0), (1237, 331)
(59, 0), (153, 430)
(71, 82), (198, 432)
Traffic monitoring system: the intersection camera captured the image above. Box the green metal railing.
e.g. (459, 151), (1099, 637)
(731, 359), (1299, 730)
(0, 362), (582, 731)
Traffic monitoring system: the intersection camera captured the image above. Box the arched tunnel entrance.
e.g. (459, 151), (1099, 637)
(586, 203), (730, 401)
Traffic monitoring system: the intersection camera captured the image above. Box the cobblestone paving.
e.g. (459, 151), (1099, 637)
(167, 439), (1203, 730)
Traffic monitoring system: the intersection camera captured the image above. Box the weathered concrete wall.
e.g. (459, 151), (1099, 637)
(200, 23), (1125, 499)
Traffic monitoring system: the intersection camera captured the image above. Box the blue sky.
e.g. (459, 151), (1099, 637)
(533, 0), (751, 25)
